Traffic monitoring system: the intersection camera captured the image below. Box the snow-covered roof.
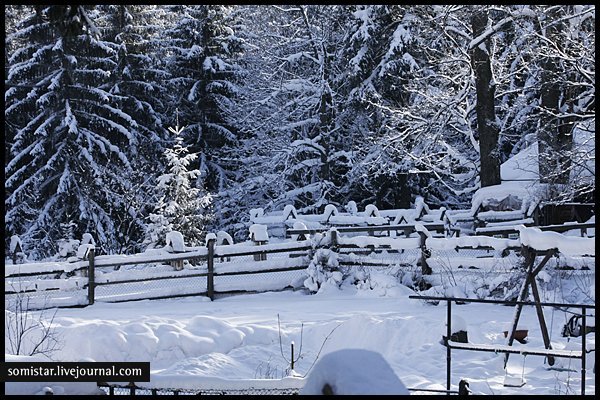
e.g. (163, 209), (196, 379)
(500, 142), (539, 181)
(470, 180), (540, 216)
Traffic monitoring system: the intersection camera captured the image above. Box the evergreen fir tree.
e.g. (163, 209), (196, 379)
(5, 5), (138, 258)
(164, 5), (244, 193)
(145, 119), (213, 248)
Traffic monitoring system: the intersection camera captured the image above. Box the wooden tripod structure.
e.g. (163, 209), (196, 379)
(503, 246), (557, 369)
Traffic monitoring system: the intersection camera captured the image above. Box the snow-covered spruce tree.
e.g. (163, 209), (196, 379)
(98, 5), (170, 155)
(93, 5), (173, 253)
(5, 5), (139, 258)
(163, 5), (244, 196)
(144, 124), (213, 249)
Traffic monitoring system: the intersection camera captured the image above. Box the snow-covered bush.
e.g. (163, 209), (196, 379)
(56, 239), (79, 259)
(304, 249), (345, 293)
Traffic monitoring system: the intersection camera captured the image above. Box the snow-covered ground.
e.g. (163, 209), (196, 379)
(5, 283), (595, 395)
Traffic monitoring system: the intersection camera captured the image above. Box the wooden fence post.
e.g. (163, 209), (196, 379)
(418, 231), (432, 275)
(88, 248), (95, 305)
(207, 238), (215, 301)
(330, 229), (338, 251)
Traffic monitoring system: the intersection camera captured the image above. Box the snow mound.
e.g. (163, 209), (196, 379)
(300, 349), (409, 395)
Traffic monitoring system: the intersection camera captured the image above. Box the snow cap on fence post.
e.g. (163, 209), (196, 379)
(323, 204), (338, 222)
(249, 224), (269, 243)
(10, 235), (25, 264)
(81, 233), (95, 245)
(364, 204), (380, 218)
(216, 231), (233, 246)
(166, 231), (186, 253)
(282, 204), (298, 221)
(249, 208), (264, 222)
(76, 244), (95, 260)
(10, 235), (22, 253)
(249, 224), (268, 261)
(413, 195), (430, 220)
(291, 221), (309, 241)
(345, 201), (358, 215)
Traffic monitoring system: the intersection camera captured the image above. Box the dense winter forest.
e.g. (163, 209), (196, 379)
(4, 5), (595, 259)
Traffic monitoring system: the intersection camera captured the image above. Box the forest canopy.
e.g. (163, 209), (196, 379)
(5, 5), (595, 258)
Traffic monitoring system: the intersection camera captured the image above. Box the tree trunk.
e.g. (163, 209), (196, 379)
(471, 9), (501, 188)
(538, 7), (573, 185)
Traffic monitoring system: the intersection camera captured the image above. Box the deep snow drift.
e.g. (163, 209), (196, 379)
(4, 283), (595, 395)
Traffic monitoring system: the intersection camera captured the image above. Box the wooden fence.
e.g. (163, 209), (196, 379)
(5, 239), (313, 310)
(5, 224), (595, 310)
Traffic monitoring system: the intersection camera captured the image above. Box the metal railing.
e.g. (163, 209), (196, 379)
(409, 295), (595, 396)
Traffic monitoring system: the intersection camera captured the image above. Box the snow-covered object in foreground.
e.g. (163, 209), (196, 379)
(300, 349), (409, 395)
(4, 354), (105, 395)
(249, 224), (269, 242)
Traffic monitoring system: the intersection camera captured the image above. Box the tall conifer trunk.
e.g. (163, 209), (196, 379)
(471, 9), (501, 187)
